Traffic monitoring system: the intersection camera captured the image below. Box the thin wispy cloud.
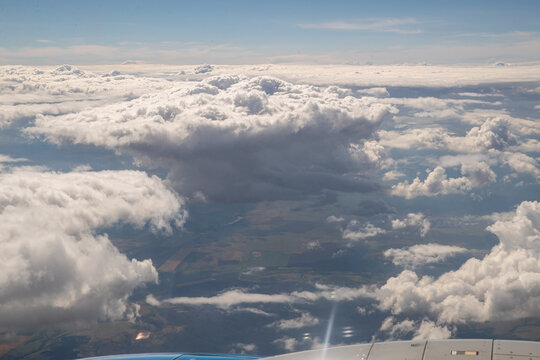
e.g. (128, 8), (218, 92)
(449, 31), (537, 39)
(298, 18), (423, 34)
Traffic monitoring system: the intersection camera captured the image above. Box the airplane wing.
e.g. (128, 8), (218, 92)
(77, 339), (540, 360)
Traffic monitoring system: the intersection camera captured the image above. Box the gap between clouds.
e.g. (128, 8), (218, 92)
(147, 201), (540, 338)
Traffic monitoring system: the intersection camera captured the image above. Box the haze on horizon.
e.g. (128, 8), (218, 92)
(1, 0), (540, 65)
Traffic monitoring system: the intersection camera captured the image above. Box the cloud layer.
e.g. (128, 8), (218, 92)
(0, 64), (173, 128)
(384, 243), (468, 269)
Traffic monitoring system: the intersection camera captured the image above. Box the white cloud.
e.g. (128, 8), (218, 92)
(229, 307), (275, 317)
(149, 284), (373, 309)
(384, 243), (468, 269)
(382, 170), (405, 181)
(378, 127), (451, 150)
(379, 316), (415, 339)
(334, 213), (430, 243)
(460, 161), (497, 186)
(357, 87), (389, 97)
(391, 161), (498, 199)
(411, 319), (454, 340)
(268, 312), (319, 329)
(460, 118), (518, 151)
(391, 213), (430, 237)
(230, 343), (257, 354)
(194, 64), (214, 74)
(241, 267), (266, 276)
(342, 221), (386, 241)
(0, 154), (27, 163)
(326, 215), (345, 223)
(502, 152), (540, 178)
(375, 201), (540, 324)
(0, 65), (174, 128)
(0, 166), (186, 330)
(379, 118), (519, 154)
(391, 167), (473, 199)
(274, 337), (300, 352)
(27, 75), (395, 202)
(461, 111), (540, 136)
(273, 336), (323, 352)
(379, 317), (453, 340)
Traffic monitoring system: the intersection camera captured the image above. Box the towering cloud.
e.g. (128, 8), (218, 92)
(0, 65), (173, 127)
(27, 75), (396, 202)
(0, 166), (186, 330)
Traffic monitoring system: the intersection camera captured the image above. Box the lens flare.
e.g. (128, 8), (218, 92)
(322, 302), (338, 359)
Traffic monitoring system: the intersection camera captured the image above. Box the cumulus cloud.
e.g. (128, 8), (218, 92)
(379, 118), (519, 153)
(379, 317), (453, 340)
(375, 201), (540, 324)
(502, 152), (540, 178)
(331, 212), (429, 243)
(0, 166), (185, 330)
(378, 127), (451, 150)
(230, 343), (257, 354)
(377, 116), (538, 190)
(382, 170), (405, 181)
(379, 316), (415, 338)
(273, 336), (323, 352)
(0, 154), (28, 171)
(194, 64), (214, 74)
(27, 75), (395, 202)
(460, 162), (497, 186)
(342, 221), (386, 241)
(461, 117), (518, 151)
(149, 289), (297, 308)
(411, 319), (454, 340)
(391, 213), (430, 237)
(357, 87), (389, 97)
(274, 337), (301, 352)
(268, 312), (319, 329)
(0, 65), (173, 127)
(384, 243), (468, 269)
(6, 63), (540, 87)
(391, 165), (495, 199)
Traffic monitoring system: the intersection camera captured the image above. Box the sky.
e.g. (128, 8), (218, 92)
(1, 0), (540, 64)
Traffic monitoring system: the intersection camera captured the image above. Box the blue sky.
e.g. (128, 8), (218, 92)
(1, 0), (540, 64)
